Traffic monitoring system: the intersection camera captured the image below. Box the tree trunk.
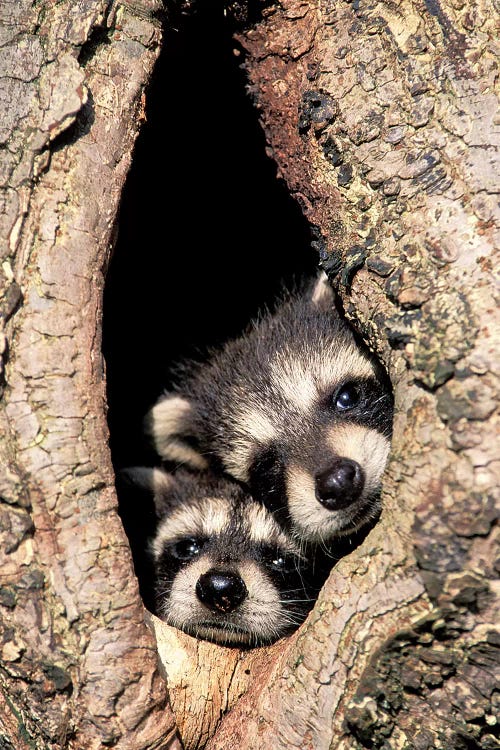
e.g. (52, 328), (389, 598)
(0, 1), (179, 747)
(1, 1), (498, 750)
(201, 1), (499, 748)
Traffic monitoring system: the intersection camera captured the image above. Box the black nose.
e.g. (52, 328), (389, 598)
(196, 570), (248, 614)
(315, 459), (365, 510)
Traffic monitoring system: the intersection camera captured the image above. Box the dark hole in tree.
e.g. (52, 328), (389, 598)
(102, 5), (317, 608)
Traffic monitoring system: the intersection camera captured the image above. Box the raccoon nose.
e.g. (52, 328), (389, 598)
(315, 459), (365, 510)
(196, 570), (248, 614)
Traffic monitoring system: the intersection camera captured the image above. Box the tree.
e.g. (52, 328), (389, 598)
(0, 1), (178, 747)
(1, 0), (497, 748)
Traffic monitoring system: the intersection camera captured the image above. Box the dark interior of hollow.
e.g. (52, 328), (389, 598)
(102, 6), (317, 607)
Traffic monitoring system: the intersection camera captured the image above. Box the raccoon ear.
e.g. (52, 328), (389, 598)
(119, 466), (175, 495)
(144, 394), (208, 470)
(310, 271), (335, 310)
(119, 466), (177, 515)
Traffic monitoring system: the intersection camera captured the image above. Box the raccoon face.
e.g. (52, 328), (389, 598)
(124, 467), (322, 646)
(146, 274), (393, 545)
(247, 395), (391, 544)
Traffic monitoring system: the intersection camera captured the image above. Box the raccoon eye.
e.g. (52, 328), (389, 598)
(263, 550), (298, 574)
(334, 383), (361, 411)
(171, 537), (203, 561)
(272, 554), (300, 574)
(271, 555), (289, 571)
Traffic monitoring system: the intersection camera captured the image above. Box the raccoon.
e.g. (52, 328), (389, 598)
(124, 466), (326, 646)
(146, 273), (393, 546)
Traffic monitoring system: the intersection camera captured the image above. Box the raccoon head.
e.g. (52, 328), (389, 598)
(124, 467), (322, 646)
(146, 273), (393, 546)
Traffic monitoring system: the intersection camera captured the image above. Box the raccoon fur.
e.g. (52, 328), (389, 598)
(145, 274), (393, 546)
(123, 466), (326, 646)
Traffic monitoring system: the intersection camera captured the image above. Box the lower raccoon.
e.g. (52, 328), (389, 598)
(124, 467), (326, 646)
(146, 273), (393, 546)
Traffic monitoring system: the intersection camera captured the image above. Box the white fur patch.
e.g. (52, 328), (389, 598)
(223, 408), (277, 482)
(246, 504), (302, 557)
(286, 466), (331, 541)
(270, 358), (318, 414)
(158, 555), (212, 621)
(233, 560), (284, 642)
(146, 395), (208, 469)
(240, 408), (277, 444)
(121, 466), (174, 495)
(152, 498), (230, 559)
(221, 439), (252, 482)
(311, 271), (333, 306)
(327, 425), (391, 496)
(270, 345), (376, 415)
(159, 438), (209, 470)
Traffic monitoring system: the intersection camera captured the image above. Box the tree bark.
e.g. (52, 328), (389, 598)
(0, 1), (179, 748)
(200, 1), (499, 748)
(1, 0), (498, 749)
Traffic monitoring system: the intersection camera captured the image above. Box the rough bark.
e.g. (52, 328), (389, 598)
(201, 1), (499, 748)
(1, 0), (498, 749)
(0, 1), (179, 748)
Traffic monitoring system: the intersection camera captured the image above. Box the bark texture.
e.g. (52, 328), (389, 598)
(201, 1), (500, 748)
(0, 1), (179, 748)
(1, 0), (498, 749)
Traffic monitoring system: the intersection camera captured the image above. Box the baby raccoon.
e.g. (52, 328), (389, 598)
(124, 467), (326, 646)
(146, 273), (393, 546)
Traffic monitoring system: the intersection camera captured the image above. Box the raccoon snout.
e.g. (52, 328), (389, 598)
(315, 459), (365, 510)
(196, 569), (248, 614)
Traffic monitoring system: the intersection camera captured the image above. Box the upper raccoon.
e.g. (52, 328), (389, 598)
(146, 274), (393, 546)
(123, 467), (325, 646)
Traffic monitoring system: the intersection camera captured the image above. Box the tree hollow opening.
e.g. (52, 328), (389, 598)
(102, 6), (316, 608)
